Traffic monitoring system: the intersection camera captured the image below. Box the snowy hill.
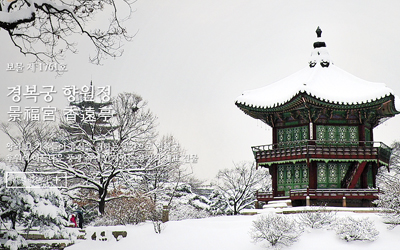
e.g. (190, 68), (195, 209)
(66, 208), (400, 250)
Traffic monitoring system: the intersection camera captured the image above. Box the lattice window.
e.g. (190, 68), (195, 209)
(338, 127), (346, 141)
(317, 163), (327, 183)
(339, 163), (348, 180)
(286, 165), (292, 184)
(328, 126), (336, 141)
(302, 165), (308, 183)
(316, 126), (325, 141)
(348, 126), (358, 141)
(278, 166), (284, 184)
(293, 127), (300, 141)
(302, 126), (308, 140)
(286, 128), (292, 142)
(294, 167), (301, 183)
(328, 163), (338, 183)
(278, 129), (284, 143)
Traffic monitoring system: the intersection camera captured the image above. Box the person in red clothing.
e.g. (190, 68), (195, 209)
(70, 214), (77, 227)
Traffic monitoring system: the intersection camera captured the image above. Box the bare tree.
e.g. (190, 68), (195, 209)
(0, 120), (56, 172)
(0, 0), (135, 65)
(137, 135), (186, 206)
(213, 162), (271, 215)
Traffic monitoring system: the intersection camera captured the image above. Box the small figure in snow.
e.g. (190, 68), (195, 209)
(76, 210), (84, 229)
(70, 214), (77, 227)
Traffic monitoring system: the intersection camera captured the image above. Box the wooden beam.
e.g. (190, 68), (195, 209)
(348, 161), (368, 189)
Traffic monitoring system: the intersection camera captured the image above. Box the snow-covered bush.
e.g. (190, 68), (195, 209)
(0, 163), (67, 231)
(163, 183), (214, 220)
(169, 203), (211, 221)
(208, 190), (232, 215)
(250, 214), (302, 249)
(1, 230), (27, 250)
(334, 216), (379, 242)
(297, 207), (336, 229)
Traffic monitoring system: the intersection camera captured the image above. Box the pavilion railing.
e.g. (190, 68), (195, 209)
(256, 188), (380, 201)
(252, 140), (392, 164)
(289, 188), (380, 200)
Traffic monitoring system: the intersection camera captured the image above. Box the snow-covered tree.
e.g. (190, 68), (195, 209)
(375, 141), (400, 227)
(334, 216), (379, 242)
(375, 175), (400, 227)
(0, 163), (67, 230)
(297, 206), (336, 229)
(388, 141), (400, 174)
(45, 92), (185, 215)
(213, 162), (270, 215)
(0, 162), (70, 250)
(137, 135), (186, 206)
(250, 214), (302, 249)
(0, 0), (134, 65)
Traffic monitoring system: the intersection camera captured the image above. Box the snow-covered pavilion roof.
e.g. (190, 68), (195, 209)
(236, 28), (399, 111)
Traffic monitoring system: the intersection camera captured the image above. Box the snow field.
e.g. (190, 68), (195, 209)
(66, 208), (400, 250)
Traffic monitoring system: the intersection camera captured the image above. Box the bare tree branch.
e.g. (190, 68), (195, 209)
(0, 0), (136, 67)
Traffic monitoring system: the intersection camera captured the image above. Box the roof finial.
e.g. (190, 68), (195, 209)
(316, 26), (322, 38)
(309, 26), (331, 68)
(313, 27), (326, 49)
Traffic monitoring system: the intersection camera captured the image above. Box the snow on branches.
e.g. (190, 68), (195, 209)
(46, 92), (185, 215)
(213, 162), (270, 215)
(334, 216), (379, 242)
(0, 0), (135, 65)
(297, 206), (336, 229)
(375, 141), (400, 228)
(0, 163), (67, 230)
(250, 213), (302, 249)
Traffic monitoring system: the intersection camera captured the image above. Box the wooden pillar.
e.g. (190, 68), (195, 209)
(342, 197), (347, 207)
(361, 163), (369, 189)
(309, 161), (318, 189)
(270, 164), (278, 197)
(273, 127), (278, 144)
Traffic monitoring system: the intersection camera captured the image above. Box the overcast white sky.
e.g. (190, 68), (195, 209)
(1, 0), (400, 181)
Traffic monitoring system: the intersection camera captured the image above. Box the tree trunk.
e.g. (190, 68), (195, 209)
(98, 187), (107, 215)
(99, 197), (106, 215)
(11, 212), (16, 230)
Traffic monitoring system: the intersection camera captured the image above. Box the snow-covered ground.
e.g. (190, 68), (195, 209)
(66, 208), (400, 250)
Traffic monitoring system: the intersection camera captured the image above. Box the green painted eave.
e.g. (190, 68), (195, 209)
(257, 158), (388, 167)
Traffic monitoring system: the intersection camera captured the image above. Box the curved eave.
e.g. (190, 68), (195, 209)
(236, 92), (398, 115)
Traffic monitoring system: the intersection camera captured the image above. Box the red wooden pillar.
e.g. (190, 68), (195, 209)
(360, 163), (369, 188)
(308, 161), (317, 189)
(270, 164), (278, 197)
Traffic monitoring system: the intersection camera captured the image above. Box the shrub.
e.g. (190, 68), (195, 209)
(297, 207), (336, 229)
(250, 213), (302, 249)
(92, 192), (155, 226)
(334, 216), (379, 242)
